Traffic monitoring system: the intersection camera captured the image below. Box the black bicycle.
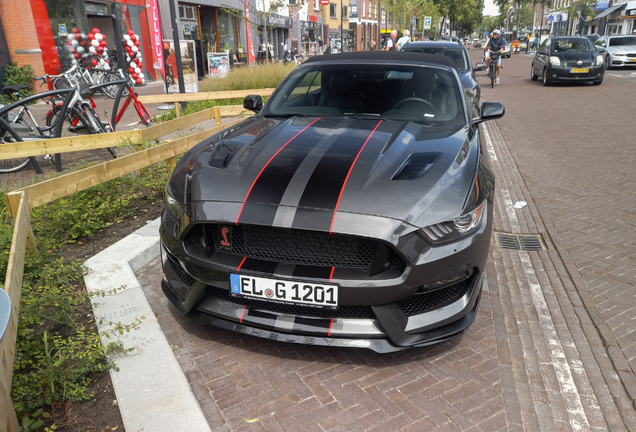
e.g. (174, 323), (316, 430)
(488, 52), (502, 88)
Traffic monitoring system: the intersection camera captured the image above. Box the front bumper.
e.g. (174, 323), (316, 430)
(547, 66), (604, 82)
(159, 201), (492, 353)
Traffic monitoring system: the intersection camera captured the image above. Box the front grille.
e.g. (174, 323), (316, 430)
(206, 224), (405, 271)
(397, 275), (474, 317)
(206, 286), (376, 319)
(166, 252), (196, 286)
(566, 61), (592, 67)
(626, 54), (636, 58)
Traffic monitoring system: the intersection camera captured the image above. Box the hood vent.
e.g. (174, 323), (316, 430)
(209, 140), (242, 168)
(392, 152), (443, 181)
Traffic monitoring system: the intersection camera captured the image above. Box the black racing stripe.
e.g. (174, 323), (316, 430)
(240, 258), (278, 274)
(238, 117), (340, 226)
(292, 120), (381, 231)
(292, 265), (333, 280)
(294, 317), (332, 332)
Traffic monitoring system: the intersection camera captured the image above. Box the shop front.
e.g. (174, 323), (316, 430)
(30, 0), (155, 80)
(252, 14), (292, 61)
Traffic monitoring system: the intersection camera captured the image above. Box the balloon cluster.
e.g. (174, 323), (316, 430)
(123, 30), (145, 85)
(66, 27), (109, 67)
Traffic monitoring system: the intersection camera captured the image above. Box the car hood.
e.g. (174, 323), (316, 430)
(173, 116), (479, 232)
(608, 45), (636, 53)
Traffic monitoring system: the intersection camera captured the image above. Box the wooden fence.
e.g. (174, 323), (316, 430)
(0, 88), (265, 430)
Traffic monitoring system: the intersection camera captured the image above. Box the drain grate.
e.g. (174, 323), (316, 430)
(496, 232), (546, 251)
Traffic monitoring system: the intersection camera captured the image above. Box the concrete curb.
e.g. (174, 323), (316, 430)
(84, 219), (211, 432)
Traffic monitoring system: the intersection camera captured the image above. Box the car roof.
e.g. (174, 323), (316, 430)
(302, 51), (458, 69)
(403, 41), (465, 50)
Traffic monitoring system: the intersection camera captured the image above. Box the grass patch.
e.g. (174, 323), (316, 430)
(1, 160), (170, 430)
(199, 62), (297, 92)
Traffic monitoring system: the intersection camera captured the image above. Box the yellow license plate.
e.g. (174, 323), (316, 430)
(570, 68), (589, 73)
(630, 59), (636, 62)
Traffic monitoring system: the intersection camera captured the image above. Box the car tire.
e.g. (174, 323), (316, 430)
(604, 55), (610, 70)
(531, 63), (538, 81)
(542, 69), (550, 86)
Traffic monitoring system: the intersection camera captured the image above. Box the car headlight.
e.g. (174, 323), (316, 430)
(596, 55), (604, 66)
(421, 201), (487, 244)
(549, 56), (561, 66)
(164, 189), (184, 219)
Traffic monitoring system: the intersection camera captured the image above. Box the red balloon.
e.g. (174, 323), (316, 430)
(132, 73), (138, 79)
(92, 28), (100, 34)
(128, 67), (134, 73)
(91, 60), (98, 66)
(125, 46), (132, 52)
(134, 41), (140, 47)
(97, 46), (104, 53)
(100, 40), (107, 47)
(80, 40), (87, 47)
(74, 52), (81, 59)
(128, 30), (135, 36)
(136, 78), (142, 84)
(73, 28), (80, 34)
(87, 33), (95, 40)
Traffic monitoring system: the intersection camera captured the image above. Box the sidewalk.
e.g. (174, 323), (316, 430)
(81, 117), (636, 431)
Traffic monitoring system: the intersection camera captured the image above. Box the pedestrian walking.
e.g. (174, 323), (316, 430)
(371, 38), (376, 51)
(386, 30), (397, 51)
(396, 30), (411, 51)
(534, 34), (539, 54)
(525, 34), (530, 53)
(318, 37), (323, 55)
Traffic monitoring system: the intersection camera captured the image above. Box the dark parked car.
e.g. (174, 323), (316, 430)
(531, 37), (604, 86)
(160, 52), (503, 353)
(401, 41), (487, 109)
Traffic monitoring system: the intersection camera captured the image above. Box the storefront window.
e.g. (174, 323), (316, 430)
(43, 0), (88, 69)
(217, 9), (236, 52)
(115, 3), (150, 76)
(200, 8), (218, 53)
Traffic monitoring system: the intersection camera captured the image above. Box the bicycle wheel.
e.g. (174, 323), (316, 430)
(0, 117), (30, 173)
(99, 72), (130, 99)
(134, 100), (152, 127)
(80, 105), (117, 158)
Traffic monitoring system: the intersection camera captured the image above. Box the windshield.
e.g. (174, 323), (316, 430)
(552, 38), (596, 52)
(264, 64), (465, 126)
(609, 36), (636, 46)
(402, 47), (469, 70)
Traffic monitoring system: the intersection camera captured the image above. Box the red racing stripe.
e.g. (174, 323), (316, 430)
(240, 306), (246, 323)
(329, 266), (335, 282)
(328, 318), (333, 336)
(329, 120), (383, 234)
(237, 257), (247, 271)
(235, 117), (322, 225)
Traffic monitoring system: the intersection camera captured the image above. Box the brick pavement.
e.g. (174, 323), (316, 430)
(474, 50), (636, 418)
(134, 105), (635, 430)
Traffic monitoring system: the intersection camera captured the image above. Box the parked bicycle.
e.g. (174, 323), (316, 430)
(0, 87), (74, 173)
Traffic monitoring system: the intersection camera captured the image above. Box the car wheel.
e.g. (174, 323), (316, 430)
(542, 69), (550, 86)
(531, 63), (538, 81)
(604, 55), (610, 70)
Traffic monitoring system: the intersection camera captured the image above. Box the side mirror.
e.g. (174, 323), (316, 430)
(473, 102), (505, 125)
(474, 62), (487, 71)
(243, 94), (263, 113)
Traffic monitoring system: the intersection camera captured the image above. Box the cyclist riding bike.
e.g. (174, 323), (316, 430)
(485, 29), (505, 84)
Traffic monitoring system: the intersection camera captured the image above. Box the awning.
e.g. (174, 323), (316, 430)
(594, 3), (626, 20)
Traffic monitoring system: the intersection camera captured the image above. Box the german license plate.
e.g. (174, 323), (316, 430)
(230, 274), (338, 309)
(570, 68), (589, 73)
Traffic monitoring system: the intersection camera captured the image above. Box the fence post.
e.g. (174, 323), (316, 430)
(214, 106), (221, 126)
(174, 102), (181, 118)
(1, 191), (30, 432)
(166, 156), (177, 172)
(5, 192), (35, 251)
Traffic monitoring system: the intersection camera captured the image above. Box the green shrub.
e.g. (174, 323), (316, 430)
(1, 163), (170, 429)
(1, 62), (35, 104)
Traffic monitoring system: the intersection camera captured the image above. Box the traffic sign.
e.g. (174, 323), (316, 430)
(321, 0), (329, 5)
(424, 16), (431, 30)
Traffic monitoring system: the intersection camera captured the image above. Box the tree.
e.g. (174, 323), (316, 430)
(222, 0), (287, 62)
